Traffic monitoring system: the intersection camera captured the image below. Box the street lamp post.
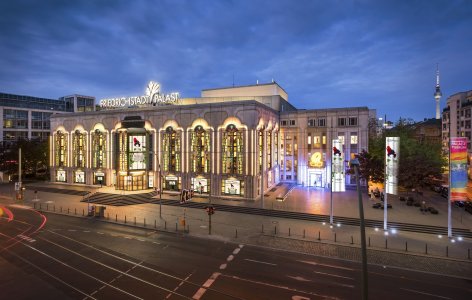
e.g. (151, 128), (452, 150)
(159, 164), (162, 218)
(351, 157), (368, 300)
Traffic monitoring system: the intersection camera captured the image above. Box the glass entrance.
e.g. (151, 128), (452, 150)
(116, 174), (146, 191)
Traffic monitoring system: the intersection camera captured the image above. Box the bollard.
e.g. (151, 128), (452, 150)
(144, 218), (146, 227)
(368, 237), (371, 247)
(175, 222), (178, 231)
(303, 229), (305, 238)
(425, 243), (428, 254)
(446, 246), (448, 257)
(289, 228), (291, 236)
(40, 203), (42, 210)
(115, 214), (118, 222)
(385, 238), (388, 249)
(405, 241), (408, 252)
(165, 221), (167, 230)
(262, 224), (264, 233)
(351, 236), (354, 244)
(468, 248), (470, 260)
(134, 217), (136, 225)
(235, 229), (238, 238)
(274, 226), (277, 235)
(318, 231), (320, 241)
(334, 233), (337, 243)
(125, 215), (127, 223)
(83, 209), (84, 216)
(47, 204), (49, 211)
(75, 208), (76, 215)
(155, 219), (156, 228)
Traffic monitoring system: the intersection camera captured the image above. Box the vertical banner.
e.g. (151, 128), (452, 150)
(385, 137), (400, 195)
(450, 137), (468, 201)
(332, 139), (345, 192)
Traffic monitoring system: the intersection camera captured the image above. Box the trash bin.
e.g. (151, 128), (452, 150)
(95, 205), (106, 217)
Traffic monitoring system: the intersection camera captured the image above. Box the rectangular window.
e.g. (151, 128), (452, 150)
(338, 134), (345, 144)
(313, 136), (321, 144)
(318, 118), (326, 127)
(351, 135), (358, 144)
(307, 134), (312, 145)
(322, 135), (326, 144)
(348, 117), (358, 126)
(338, 118), (346, 126)
(308, 119), (315, 127)
(290, 120), (295, 126)
(281, 120), (287, 126)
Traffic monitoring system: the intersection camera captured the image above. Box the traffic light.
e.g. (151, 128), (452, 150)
(205, 206), (215, 215)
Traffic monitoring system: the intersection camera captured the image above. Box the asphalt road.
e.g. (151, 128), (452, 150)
(0, 205), (471, 300)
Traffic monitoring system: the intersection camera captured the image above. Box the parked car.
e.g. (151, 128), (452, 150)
(465, 202), (472, 214)
(454, 201), (465, 208)
(382, 204), (393, 209)
(372, 203), (382, 209)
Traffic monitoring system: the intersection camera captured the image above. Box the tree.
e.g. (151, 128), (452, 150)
(3, 139), (49, 177)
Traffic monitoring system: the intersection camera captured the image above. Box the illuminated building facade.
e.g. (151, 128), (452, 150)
(49, 81), (373, 200)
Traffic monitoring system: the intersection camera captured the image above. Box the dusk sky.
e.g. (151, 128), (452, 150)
(1, 0), (471, 122)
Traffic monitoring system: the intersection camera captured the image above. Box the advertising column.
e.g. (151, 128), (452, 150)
(385, 137), (400, 231)
(449, 137), (468, 237)
(330, 139), (345, 224)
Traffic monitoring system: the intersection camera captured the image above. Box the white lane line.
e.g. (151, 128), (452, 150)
(226, 255), (234, 262)
(219, 264), (227, 270)
(298, 260), (354, 271)
(152, 241), (160, 245)
(192, 272), (221, 300)
(68, 229), (76, 232)
(97, 232), (104, 235)
(400, 288), (451, 299)
(313, 271), (354, 280)
(244, 258), (277, 266)
(165, 271), (194, 299)
(233, 248), (240, 255)
(124, 236), (131, 239)
(137, 239), (145, 242)
(287, 275), (310, 282)
(221, 274), (339, 299)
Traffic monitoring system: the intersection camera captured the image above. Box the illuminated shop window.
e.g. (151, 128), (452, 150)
(274, 131), (278, 166)
(72, 130), (86, 168)
(258, 130), (263, 172)
(191, 125), (210, 173)
(222, 124), (243, 175)
(92, 129), (106, 168)
(221, 179), (244, 196)
(163, 126), (181, 172)
(55, 130), (67, 167)
(351, 134), (358, 144)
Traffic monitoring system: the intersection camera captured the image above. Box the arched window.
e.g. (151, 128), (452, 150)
(55, 130), (67, 167)
(92, 129), (106, 168)
(222, 124), (243, 174)
(72, 130), (86, 168)
(163, 126), (181, 172)
(191, 125), (210, 173)
(267, 131), (272, 169)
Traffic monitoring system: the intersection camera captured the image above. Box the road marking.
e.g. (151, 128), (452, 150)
(83, 231), (90, 233)
(298, 260), (354, 271)
(192, 272), (221, 300)
(227, 255), (234, 262)
(97, 232), (104, 235)
(239, 244), (244, 248)
(313, 271), (353, 280)
(165, 271), (194, 299)
(292, 296), (310, 300)
(244, 258), (277, 266)
(17, 234), (36, 243)
(219, 264), (227, 270)
(68, 229), (76, 232)
(152, 241), (160, 245)
(287, 275), (310, 282)
(124, 236), (131, 239)
(137, 239), (145, 242)
(233, 248), (240, 255)
(401, 288), (451, 299)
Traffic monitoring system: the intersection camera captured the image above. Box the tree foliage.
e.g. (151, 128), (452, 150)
(2, 140), (49, 176)
(357, 117), (446, 190)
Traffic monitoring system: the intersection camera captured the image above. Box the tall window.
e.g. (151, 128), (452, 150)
(72, 130), (86, 168)
(55, 131), (67, 167)
(117, 131), (128, 171)
(92, 130), (106, 168)
(163, 126), (181, 172)
(267, 131), (272, 169)
(258, 130), (263, 172)
(222, 124), (243, 174)
(191, 125), (210, 173)
(274, 131), (278, 166)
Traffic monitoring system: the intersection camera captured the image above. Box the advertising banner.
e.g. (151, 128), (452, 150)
(332, 139), (345, 192)
(192, 178), (208, 193)
(129, 135), (146, 170)
(385, 137), (400, 195)
(224, 179), (240, 195)
(450, 137), (468, 201)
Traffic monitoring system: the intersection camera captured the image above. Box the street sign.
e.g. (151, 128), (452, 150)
(15, 182), (22, 191)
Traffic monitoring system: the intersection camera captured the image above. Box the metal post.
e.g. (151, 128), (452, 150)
(159, 164), (162, 218)
(352, 159), (368, 300)
(330, 164), (334, 225)
(447, 114), (452, 237)
(384, 192), (388, 231)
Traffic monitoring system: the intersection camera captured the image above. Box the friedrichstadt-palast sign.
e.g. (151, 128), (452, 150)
(100, 81), (180, 108)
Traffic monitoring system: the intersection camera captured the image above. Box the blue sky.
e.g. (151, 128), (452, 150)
(1, 0), (471, 122)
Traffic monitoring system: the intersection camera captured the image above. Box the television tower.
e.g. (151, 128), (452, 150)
(434, 64), (442, 119)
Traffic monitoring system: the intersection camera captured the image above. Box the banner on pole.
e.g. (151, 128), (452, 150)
(450, 137), (467, 201)
(332, 139), (345, 192)
(385, 137), (400, 195)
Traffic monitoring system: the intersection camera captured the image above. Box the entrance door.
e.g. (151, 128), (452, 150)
(308, 172), (323, 187)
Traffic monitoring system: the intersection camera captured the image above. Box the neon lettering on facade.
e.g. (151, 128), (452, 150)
(100, 81), (180, 108)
